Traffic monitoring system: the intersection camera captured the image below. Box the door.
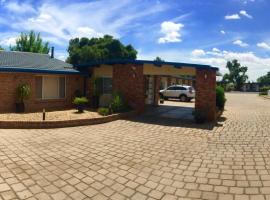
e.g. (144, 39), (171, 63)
(145, 76), (155, 105)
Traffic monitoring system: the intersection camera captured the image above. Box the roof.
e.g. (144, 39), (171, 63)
(0, 51), (81, 75)
(74, 59), (219, 71)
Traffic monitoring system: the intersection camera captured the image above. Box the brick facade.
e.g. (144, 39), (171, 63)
(154, 75), (161, 106)
(0, 72), (84, 113)
(112, 64), (145, 113)
(195, 69), (216, 121)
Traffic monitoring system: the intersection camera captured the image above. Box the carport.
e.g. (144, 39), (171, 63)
(76, 60), (218, 122)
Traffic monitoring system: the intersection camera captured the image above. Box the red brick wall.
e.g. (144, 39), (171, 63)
(154, 76), (161, 106)
(195, 69), (216, 121)
(0, 72), (84, 113)
(112, 64), (145, 113)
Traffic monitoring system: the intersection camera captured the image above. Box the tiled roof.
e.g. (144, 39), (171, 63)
(74, 59), (219, 71)
(0, 51), (80, 74)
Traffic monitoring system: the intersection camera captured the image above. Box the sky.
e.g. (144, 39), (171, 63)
(0, 0), (270, 81)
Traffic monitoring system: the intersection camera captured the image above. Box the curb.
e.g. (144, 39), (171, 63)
(0, 111), (137, 129)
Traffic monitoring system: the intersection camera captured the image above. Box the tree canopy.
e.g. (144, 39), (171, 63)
(10, 31), (50, 54)
(66, 35), (137, 65)
(222, 59), (248, 90)
(154, 56), (164, 62)
(257, 71), (270, 84)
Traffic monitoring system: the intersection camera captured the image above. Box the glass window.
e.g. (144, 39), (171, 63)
(167, 86), (175, 90)
(35, 76), (66, 99)
(103, 78), (112, 94)
(96, 77), (112, 94)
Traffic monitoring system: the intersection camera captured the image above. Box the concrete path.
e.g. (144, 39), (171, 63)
(0, 93), (269, 200)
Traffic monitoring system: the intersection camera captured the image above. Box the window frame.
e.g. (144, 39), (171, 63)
(35, 75), (66, 100)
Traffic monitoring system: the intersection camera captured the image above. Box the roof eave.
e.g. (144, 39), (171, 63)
(0, 67), (84, 75)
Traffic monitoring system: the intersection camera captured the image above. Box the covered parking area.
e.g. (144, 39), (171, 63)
(76, 60), (218, 122)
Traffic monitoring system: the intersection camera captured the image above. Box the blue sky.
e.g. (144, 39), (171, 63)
(0, 0), (270, 81)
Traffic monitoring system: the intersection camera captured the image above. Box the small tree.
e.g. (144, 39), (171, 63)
(257, 72), (270, 85)
(0, 46), (4, 50)
(16, 84), (31, 113)
(10, 31), (50, 54)
(222, 60), (248, 91)
(154, 57), (164, 62)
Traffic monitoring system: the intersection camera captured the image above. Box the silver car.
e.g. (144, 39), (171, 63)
(159, 85), (195, 102)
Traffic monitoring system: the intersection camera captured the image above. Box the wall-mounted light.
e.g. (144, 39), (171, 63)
(131, 66), (136, 78)
(204, 73), (208, 80)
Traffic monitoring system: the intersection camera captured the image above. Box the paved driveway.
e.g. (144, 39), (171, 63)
(0, 93), (269, 200)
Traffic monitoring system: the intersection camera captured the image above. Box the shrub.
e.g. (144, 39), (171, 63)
(17, 83), (31, 103)
(73, 97), (89, 105)
(73, 97), (89, 113)
(216, 86), (226, 111)
(110, 92), (126, 113)
(259, 86), (270, 95)
(98, 107), (110, 116)
(225, 83), (235, 92)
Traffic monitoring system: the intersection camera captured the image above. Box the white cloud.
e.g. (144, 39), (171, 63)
(225, 14), (240, 20)
(239, 10), (253, 19)
(220, 30), (226, 34)
(212, 48), (220, 52)
(10, 0), (167, 43)
(5, 1), (36, 14)
(257, 42), (270, 50)
(158, 21), (184, 43)
(0, 36), (17, 46)
(191, 49), (205, 57)
(233, 40), (249, 47)
(191, 49), (270, 81)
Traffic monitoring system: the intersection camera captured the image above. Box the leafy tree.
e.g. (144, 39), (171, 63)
(222, 59), (248, 90)
(0, 46), (4, 50)
(257, 72), (270, 85)
(67, 35), (137, 64)
(10, 31), (49, 54)
(154, 56), (164, 62)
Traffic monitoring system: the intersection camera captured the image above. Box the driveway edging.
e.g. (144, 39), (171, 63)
(0, 111), (137, 129)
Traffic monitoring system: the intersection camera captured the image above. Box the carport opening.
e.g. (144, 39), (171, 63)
(144, 75), (196, 122)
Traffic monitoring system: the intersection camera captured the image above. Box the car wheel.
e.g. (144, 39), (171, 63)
(179, 95), (187, 102)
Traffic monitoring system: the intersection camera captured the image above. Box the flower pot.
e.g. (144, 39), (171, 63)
(77, 105), (85, 113)
(160, 99), (164, 104)
(15, 102), (25, 113)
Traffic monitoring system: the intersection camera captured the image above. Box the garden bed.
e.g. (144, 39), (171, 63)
(0, 109), (137, 129)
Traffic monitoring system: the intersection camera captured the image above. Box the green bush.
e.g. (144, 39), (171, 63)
(17, 83), (31, 103)
(259, 86), (270, 95)
(73, 97), (89, 105)
(216, 86), (226, 111)
(225, 83), (235, 92)
(98, 107), (110, 116)
(110, 92), (126, 113)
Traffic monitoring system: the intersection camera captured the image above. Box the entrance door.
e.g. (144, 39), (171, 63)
(145, 76), (155, 105)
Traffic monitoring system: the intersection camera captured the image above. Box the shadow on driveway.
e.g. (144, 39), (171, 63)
(128, 102), (225, 130)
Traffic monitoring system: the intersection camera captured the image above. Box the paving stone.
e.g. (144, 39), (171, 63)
(0, 93), (267, 199)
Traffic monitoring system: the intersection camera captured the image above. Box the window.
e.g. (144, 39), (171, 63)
(167, 86), (175, 90)
(175, 86), (187, 91)
(96, 77), (112, 94)
(35, 76), (66, 99)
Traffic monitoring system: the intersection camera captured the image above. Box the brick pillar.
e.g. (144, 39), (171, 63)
(195, 69), (216, 122)
(167, 77), (171, 86)
(113, 64), (145, 113)
(154, 76), (161, 106)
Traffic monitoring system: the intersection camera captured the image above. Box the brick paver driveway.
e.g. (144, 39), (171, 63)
(0, 93), (269, 200)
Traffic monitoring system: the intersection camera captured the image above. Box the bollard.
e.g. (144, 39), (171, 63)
(43, 109), (46, 121)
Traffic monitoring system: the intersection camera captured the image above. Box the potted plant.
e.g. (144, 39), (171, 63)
(16, 84), (31, 113)
(73, 97), (89, 113)
(92, 77), (102, 109)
